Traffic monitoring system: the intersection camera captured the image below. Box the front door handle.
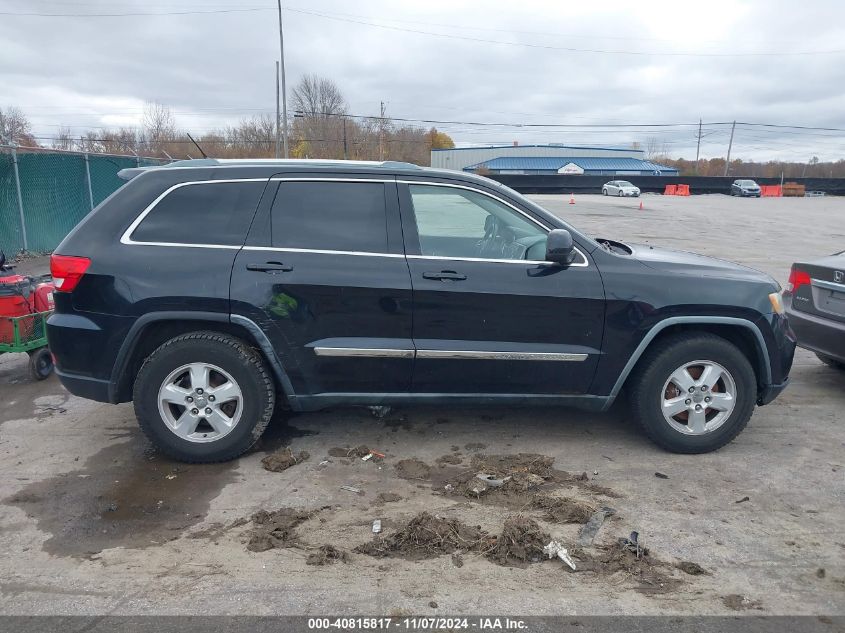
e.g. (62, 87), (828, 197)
(423, 270), (466, 281)
(246, 261), (293, 273)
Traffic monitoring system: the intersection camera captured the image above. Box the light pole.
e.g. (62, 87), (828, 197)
(277, 0), (289, 158)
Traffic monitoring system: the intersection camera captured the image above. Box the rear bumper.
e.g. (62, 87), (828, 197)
(55, 368), (111, 402)
(785, 305), (845, 363)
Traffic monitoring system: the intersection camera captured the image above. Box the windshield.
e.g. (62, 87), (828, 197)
(739, 180), (758, 186)
(617, 181), (634, 187)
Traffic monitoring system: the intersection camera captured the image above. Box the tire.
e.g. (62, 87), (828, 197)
(133, 331), (275, 463)
(816, 352), (845, 370)
(28, 347), (53, 381)
(602, 188), (608, 196)
(617, 190), (623, 197)
(628, 332), (757, 454)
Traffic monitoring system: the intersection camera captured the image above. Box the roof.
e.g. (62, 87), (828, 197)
(433, 144), (637, 153)
(117, 158), (422, 181)
(464, 156), (678, 172)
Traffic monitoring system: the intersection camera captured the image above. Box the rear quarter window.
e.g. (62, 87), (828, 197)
(130, 180), (266, 246)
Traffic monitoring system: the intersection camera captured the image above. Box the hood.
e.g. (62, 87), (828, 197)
(629, 243), (777, 286)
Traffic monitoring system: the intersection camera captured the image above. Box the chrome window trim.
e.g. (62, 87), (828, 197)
(812, 278), (845, 293)
(398, 180), (589, 268)
(120, 178), (269, 247)
(312, 347), (587, 362)
(119, 177), (589, 268)
(242, 246), (404, 258)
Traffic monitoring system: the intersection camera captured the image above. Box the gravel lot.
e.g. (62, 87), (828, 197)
(0, 194), (842, 616)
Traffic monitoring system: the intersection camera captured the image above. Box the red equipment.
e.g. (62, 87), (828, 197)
(0, 258), (56, 344)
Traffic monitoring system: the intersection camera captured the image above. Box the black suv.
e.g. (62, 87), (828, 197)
(47, 159), (795, 462)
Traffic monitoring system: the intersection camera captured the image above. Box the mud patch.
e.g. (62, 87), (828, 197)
(254, 415), (318, 453)
(676, 561), (708, 576)
(573, 538), (682, 594)
(374, 493), (403, 504)
(306, 544), (349, 566)
(722, 594), (763, 611)
(261, 447), (310, 472)
(464, 443), (486, 451)
(436, 454), (463, 466)
(246, 507), (325, 552)
(5, 431), (239, 558)
(355, 512), (490, 560)
(395, 458), (432, 480)
(486, 515), (550, 567)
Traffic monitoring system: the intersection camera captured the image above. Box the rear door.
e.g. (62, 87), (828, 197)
(230, 175), (414, 397)
(398, 180), (605, 395)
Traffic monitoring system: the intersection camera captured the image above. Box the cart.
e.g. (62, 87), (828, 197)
(0, 310), (54, 380)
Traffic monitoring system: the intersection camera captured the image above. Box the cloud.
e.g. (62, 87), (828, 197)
(1, 0), (844, 160)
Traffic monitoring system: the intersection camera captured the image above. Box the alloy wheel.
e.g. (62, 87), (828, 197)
(661, 360), (737, 435)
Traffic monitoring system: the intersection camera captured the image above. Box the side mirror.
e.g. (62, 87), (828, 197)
(545, 229), (576, 265)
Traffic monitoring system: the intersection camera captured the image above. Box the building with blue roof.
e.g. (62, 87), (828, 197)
(430, 143), (677, 176)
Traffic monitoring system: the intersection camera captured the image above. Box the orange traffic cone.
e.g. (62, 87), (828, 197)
(639, 200), (643, 210)
(569, 193), (575, 205)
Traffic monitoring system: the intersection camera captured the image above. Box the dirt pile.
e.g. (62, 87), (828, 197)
(356, 512), (490, 559)
(246, 507), (321, 552)
(573, 536), (681, 593)
(261, 448), (310, 473)
(394, 458), (432, 480)
(531, 496), (595, 524)
(436, 454), (463, 466)
(486, 515), (550, 566)
(306, 544), (349, 566)
(374, 492), (402, 504)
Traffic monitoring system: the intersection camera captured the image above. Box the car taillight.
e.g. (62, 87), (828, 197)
(50, 255), (91, 292)
(786, 267), (811, 293)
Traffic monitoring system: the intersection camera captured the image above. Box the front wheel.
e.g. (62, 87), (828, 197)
(617, 190), (623, 197)
(628, 333), (756, 453)
(602, 188), (608, 195)
(133, 331), (275, 463)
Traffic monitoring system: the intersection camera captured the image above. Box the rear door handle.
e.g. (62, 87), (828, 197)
(246, 261), (293, 273)
(423, 270), (466, 281)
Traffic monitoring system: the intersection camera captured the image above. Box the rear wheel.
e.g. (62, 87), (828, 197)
(629, 333), (756, 453)
(816, 353), (845, 370)
(133, 331), (275, 463)
(617, 190), (623, 197)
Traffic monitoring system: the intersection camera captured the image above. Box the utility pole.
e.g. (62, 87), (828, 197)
(275, 61), (281, 159)
(342, 117), (348, 160)
(695, 118), (702, 174)
(379, 101), (386, 161)
(277, 0), (289, 158)
(724, 120), (736, 177)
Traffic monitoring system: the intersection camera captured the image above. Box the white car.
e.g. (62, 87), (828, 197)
(602, 180), (640, 197)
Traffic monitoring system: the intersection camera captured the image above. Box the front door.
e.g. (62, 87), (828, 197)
(399, 181), (605, 395)
(230, 176), (413, 400)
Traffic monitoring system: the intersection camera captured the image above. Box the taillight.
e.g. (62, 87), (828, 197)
(786, 267), (811, 293)
(50, 255), (91, 292)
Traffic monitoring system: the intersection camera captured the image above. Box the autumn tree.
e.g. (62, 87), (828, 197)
(0, 106), (37, 146)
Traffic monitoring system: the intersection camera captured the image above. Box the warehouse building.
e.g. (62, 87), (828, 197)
(430, 144), (678, 176)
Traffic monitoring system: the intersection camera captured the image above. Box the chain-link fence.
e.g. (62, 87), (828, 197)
(0, 147), (167, 254)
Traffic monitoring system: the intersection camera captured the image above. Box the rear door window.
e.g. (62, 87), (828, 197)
(131, 180), (265, 246)
(271, 181), (388, 253)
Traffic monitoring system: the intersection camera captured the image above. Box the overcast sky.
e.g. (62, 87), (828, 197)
(2, 0), (844, 161)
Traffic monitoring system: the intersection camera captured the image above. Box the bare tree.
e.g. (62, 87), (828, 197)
(291, 74), (347, 117)
(0, 106), (37, 145)
(142, 101), (177, 155)
(645, 136), (669, 161)
(53, 126), (76, 151)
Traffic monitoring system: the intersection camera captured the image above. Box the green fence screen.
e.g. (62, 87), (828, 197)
(0, 149), (165, 254)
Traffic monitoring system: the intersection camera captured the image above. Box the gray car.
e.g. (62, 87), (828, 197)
(783, 250), (845, 369)
(730, 179), (762, 197)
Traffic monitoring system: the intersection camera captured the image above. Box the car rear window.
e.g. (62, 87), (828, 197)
(131, 180), (265, 246)
(271, 181), (388, 253)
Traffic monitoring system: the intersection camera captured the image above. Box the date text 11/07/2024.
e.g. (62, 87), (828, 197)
(306, 617), (529, 630)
